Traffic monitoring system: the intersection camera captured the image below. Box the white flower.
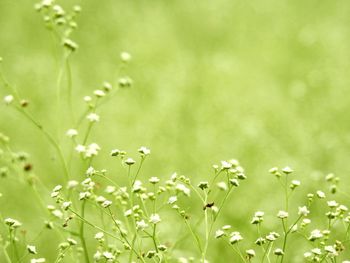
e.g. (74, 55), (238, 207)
(217, 181), (228, 191)
(149, 214), (161, 224)
(27, 245), (37, 254)
(94, 89), (105, 97)
(277, 210), (289, 219)
(84, 96), (92, 102)
(308, 229), (323, 241)
(31, 258), (46, 263)
(221, 161), (232, 170)
(66, 129), (78, 138)
(51, 210), (63, 219)
(4, 95), (14, 105)
(316, 190), (326, 198)
(168, 196), (177, 204)
(67, 180), (79, 189)
(229, 232), (243, 244)
(290, 180), (300, 189)
(176, 184), (190, 196)
(103, 82), (112, 91)
(282, 166), (293, 174)
(67, 238), (77, 246)
(254, 211), (264, 218)
(86, 166), (96, 176)
(274, 248), (284, 256)
(338, 205), (348, 212)
(94, 232), (104, 240)
(52, 185), (62, 192)
(301, 218), (311, 226)
(325, 245), (337, 255)
(87, 113), (100, 122)
(311, 248), (322, 255)
(102, 251), (115, 260)
(136, 220), (148, 230)
(94, 251), (102, 260)
(138, 146), (151, 155)
(222, 225), (231, 230)
(269, 167), (279, 174)
(75, 144), (86, 153)
(215, 230), (225, 238)
(149, 177), (160, 184)
(132, 180), (143, 193)
(327, 200), (338, 208)
(79, 191), (91, 200)
(101, 200), (112, 208)
(124, 158), (136, 165)
(246, 249), (255, 257)
(105, 185), (116, 194)
(62, 202), (72, 211)
(85, 143), (101, 158)
(5, 218), (22, 228)
(124, 209), (132, 217)
(120, 51), (131, 62)
(298, 206), (310, 216)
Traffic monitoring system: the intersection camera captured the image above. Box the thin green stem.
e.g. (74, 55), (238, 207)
(79, 200), (90, 263)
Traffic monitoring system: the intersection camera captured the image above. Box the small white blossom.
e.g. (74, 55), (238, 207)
(86, 166), (96, 176)
(124, 158), (136, 165)
(75, 144), (86, 153)
(102, 251), (115, 260)
(274, 248), (284, 256)
(217, 181), (228, 191)
(311, 248), (322, 255)
(51, 210), (63, 219)
(66, 129), (78, 138)
(31, 258), (46, 263)
(149, 214), (161, 224)
(62, 201), (72, 211)
(67, 238), (77, 246)
(229, 232), (243, 244)
(149, 177), (160, 184)
(316, 190), (326, 198)
(94, 89), (106, 97)
(246, 249), (256, 258)
(277, 211), (289, 219)
(67, 180), (79, 189)
(84, 96), (92, 102)
(27, 245), (37, 254)
(136, 220), (148, 230)
(327, 200), (338, 208)
(79, 191), (91, 200)
(138, 146), (151, 155)
(221, 161), (232, 170)
(5, 218), (22, 228)
(94, 232), (104, 241)
(308, 229), (323, 241)
(101, 200), (112, 208)
(298, 206), (310, 216)
(4, 95), (14, 105)
(215, 229), (225, 238)
(325, 245), (337, 255)
(168, 196), (177, 204)
(85, 143), (101, 158)
(120, 51), (131, 62)
(176, 184), (190, 196)
(282, 166), (293, 174)
(87, 113), (100, 122)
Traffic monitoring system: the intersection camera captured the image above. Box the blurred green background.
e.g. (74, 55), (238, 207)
(1, 0), (350, 261)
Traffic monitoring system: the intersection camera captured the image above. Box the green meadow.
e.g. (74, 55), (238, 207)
(1, 0), (350, 262)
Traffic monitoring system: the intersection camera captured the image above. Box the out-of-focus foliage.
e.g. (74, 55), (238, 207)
(1, 0), (350, 261)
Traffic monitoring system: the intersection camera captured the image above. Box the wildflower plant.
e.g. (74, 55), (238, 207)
(1, 1), (350, 262)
